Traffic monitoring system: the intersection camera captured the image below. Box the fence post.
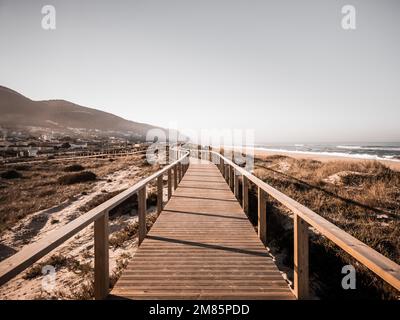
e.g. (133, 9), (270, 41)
(157, 175), (163, 214)
(208, 146), (212, 162)
(294, 214), (310, 299)
(234, 169), (239, 199)
(229, 165), (234, 191)
(174, 165), (178, 190)
(94, 211), (109, 300)
(258, 187), (267, 245)
(168, 169), (172, 200)
(198, 145), (201, 160)
(242, 175), (249, 214)
(138, 186), (147, 245)
(166, 145), (170, 164)
(220, 159), (224, 176)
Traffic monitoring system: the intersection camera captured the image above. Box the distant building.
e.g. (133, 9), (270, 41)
(70, 143), (88, 149)
(28, 148), (39, 157)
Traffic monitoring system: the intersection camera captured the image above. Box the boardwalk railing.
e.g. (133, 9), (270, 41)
(0, 150), (190, 299)
(194, 146), (400, 299)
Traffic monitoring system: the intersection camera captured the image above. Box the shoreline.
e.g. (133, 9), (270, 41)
(252, 148), (400, 171)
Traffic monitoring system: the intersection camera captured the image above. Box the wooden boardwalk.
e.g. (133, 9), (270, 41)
(110, 160), (294, 300)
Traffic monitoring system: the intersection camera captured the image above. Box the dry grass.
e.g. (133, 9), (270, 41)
(24, 254), (92, 280)
(0, 154), (159, 234)
(109, 211), (158, 248)
(251, 155), (400, 299)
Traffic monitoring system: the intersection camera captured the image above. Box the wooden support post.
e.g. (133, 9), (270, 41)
(208, 146), (212, 162)
(94, 211), (109, 300)
(167, 169), (172, 200)
(198, 145), (201, 159)
(242, 175), (249, 214)
(138, 186), (147, 245)
(294, 214), (309, 299)
(173, 165), (178, 190)
(258, 187), (267, 245)
(157, 175), (163, 214)
(178, 162), (182, 182)
(220, 159), (224, 175)
(166, 145), (170, 164)
(234, 170), (239, 199)
(229, 165), (234, 191)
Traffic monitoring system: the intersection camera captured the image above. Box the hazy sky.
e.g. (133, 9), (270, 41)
(0, 0), (399, 143)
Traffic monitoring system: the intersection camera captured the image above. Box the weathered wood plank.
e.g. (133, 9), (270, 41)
(94, 212), (109, 300)
(294, 214), (309, 299)
(111, 161), (294, 300)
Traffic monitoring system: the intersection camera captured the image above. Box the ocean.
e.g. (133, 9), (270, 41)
(254, 142), (400, 162)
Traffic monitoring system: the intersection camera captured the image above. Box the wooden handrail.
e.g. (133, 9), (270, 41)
(0, 150), (190, 299)
(200, 148), (400, 297)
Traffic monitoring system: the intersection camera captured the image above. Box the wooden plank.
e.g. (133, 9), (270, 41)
(94, 212), (109, 300)
(111, 162), (294, 300)
(138, 187), (147, 245)
(294, 214), (309, 299)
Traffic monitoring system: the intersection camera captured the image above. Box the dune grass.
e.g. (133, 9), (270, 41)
(249, 155), (400, 299)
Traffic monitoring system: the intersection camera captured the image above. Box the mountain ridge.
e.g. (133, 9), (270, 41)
(0, 85), (161, 139)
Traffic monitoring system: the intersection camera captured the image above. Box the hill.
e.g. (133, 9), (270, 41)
(0, 86), (161, 139)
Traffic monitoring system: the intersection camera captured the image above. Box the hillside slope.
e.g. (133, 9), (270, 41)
(0, 86), (159, 138)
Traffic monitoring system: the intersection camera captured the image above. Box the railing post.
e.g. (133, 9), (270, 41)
(234, 169), (239, 199)
(138, 186), (147, 245)
(258, 187), (267, 245)
(178, 162), (182, 182)
(294, 214), (310, 299)
(94, 211), (109, 300)
(229, 165), (234, 191)
(198, 145), (201, 160)
(157, 175), (163, 214)
(242, 175), (249, 214)
(166, 145), (170, 164)
(167, 169), (172, 200)
(208, 146), (212, 162)
(174, 165), (178, 190)
(220, 159), (224, 175)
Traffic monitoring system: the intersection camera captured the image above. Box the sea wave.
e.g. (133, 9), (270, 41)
(255, 147), (400, 162)
(336, 145), (400, 151)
